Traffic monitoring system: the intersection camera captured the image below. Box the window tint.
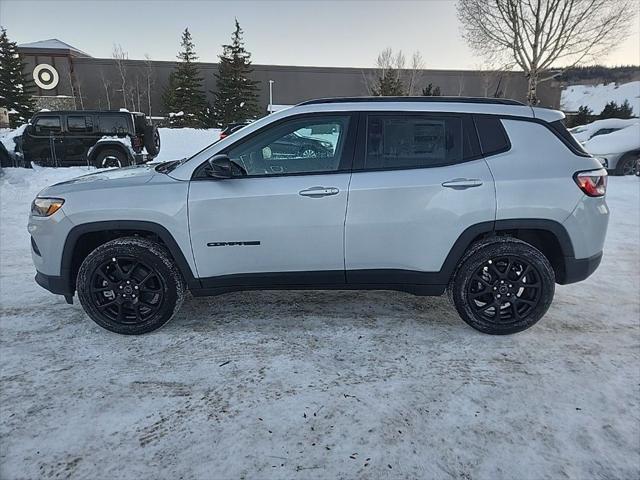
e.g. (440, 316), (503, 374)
(33, 117), (61, 135)
(98, 115), (130, 135)
(365, 115), (472, 169)
(67, 116), (93, 133)
(474, 116), (510, 155)
(226, 115), (350, 176)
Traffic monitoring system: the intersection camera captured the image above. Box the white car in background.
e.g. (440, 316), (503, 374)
(569, 118), (638, 143)
(581, 122), (640, 176)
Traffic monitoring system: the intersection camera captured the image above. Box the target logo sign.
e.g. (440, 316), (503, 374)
(33, 64), (60, 90)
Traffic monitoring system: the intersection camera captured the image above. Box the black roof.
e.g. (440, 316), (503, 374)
(298, 96), (525, 106)
(34, 110), (142, 115)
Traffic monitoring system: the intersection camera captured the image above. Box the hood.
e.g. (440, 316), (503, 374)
(38, 164), (157, 196)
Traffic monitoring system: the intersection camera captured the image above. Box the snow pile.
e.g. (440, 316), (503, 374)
(0, 124), (26, 152)
(561, 81), (640, 114)
(583, 123), (640, 155)
(152, 128), (219, 163)
(570, 118), (639, 143)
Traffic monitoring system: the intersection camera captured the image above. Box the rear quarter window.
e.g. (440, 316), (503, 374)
(98, 115), (131, 135)
(548, 119), (590, 156)
(474, 115), (510, 156)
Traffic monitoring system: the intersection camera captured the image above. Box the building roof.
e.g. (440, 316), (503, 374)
(17, 39), (92, 57)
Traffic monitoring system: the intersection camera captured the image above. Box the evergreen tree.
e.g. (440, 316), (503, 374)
(162, 28), (207, 128)
(0, 27), (36, 127)
(421, 82), (441, 96)
(599, 100), (634, 120)
(212, 19), (260, 127)
(371, 71), (404, 96)
(570, 105), (593, 127)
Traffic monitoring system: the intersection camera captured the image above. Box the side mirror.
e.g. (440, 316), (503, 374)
(207, 154), (234, 179)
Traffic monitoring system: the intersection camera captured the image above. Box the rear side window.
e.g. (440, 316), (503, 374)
(67, 115), (93, 133)
(33, 116), (61, 135)
(365, 114), (477, 169)
(548, 119), (590, 156)
(474, 115), (510, 156)
(98, 115), (130, 135)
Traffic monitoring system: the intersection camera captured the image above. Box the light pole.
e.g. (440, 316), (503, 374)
(269, 80), (274, 113)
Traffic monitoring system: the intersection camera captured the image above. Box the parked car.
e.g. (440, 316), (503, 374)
(569, 118), (638, 143)
(2, 110), (160, 168)
(582, 123), (640, 175)
(219, 121), (251, 140)
(29, 96), (608, 335)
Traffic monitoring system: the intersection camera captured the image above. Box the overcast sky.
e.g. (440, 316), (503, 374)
(1, 0), (639, 69)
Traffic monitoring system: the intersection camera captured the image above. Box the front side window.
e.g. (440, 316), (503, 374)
(33, 117), (61, 135)
(98, 115), (130, 135)
(365, 115), (470, 169)
(226, 115), (350, 176)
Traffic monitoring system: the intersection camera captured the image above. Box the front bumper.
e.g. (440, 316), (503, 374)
(35, 271), (74, 303)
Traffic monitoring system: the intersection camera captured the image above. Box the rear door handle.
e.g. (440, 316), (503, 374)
(299, 186), (340, 198)
(442, 178), (483, 189)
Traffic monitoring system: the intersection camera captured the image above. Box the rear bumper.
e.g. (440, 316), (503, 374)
(558, 251), (602, 285)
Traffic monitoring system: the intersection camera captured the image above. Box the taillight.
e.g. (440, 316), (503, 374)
(574, 169), (608, 197)
(219, 133), (227, 140)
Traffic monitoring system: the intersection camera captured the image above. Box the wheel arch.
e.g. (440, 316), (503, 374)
(61, 220), (200, 296)
(441, 219), (575, 285)
(87, 141), (134, 165)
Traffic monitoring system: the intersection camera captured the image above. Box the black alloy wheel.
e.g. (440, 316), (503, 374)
(89, 256), (165, 325)
(467, 255), (542, 324)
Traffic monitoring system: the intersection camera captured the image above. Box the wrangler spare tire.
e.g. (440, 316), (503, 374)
(143, 125), (161, 157)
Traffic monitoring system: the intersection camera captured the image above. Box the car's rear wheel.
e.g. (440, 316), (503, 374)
(94, 148), (130, 168)
(77, 237), (185, 335)
(449, 237), (555, 334)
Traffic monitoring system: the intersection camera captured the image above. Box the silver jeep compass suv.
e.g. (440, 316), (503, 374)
(29, 97), (609, 335)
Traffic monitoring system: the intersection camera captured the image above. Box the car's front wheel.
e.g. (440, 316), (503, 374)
(449, 237), (555, 334)
(77, 237), (185, 334)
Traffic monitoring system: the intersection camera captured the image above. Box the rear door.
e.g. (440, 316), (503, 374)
(188, 113), (357, 285)
(345, 112), (496, 285)
(64, 114), (95, 164)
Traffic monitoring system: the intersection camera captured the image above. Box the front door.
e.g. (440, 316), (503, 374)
(188, 113), (357, 287)
(22, 115), (65, 166)
(345, 112), (496, 285)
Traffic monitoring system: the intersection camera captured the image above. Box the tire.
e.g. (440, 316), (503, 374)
(77, 237), (185, 335)
(93, 148), (130, 169)
(615, 153), (639, 176)
(448, 237), (555, 335)
(143, 125), (161, 156)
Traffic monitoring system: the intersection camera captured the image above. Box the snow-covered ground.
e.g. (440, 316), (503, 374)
(561, 81), (640, 115)
(0, 168), (638, 479)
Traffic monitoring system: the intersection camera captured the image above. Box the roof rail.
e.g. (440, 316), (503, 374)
(297, 96), (525, 106)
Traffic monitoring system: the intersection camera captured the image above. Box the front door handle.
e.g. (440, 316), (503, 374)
(442, 178), (483, 189)
(299, 186), (340, 198)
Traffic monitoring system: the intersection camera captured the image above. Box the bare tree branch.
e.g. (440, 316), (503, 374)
(457, 0), (633, 104)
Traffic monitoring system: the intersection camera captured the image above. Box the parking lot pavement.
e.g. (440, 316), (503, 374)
(1, 169), (638, 479)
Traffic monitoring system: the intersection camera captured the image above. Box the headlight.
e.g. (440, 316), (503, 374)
(31, 197), (65, 217)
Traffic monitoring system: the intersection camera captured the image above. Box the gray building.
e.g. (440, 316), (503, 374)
(18, 39), (562, 118)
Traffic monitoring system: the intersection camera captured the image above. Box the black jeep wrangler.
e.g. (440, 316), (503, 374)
(1, 110), (160, 168)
